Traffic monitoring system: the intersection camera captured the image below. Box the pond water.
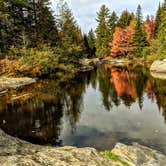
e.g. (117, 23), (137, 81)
(0, 64), (166, 154)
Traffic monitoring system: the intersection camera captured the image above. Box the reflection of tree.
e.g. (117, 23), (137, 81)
(0, 73), (88, 145)
(0, 97), (64, 146)
(62, 74), (86, 131)
(133, 66), (149, 109)
(97, 64), (154, 109)
(150, 78), (166, 123)
(97, 65), (113, 110)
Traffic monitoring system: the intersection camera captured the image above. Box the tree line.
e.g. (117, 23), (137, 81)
(95, 1), (166, 59)
(0, 0), (95, 59)
(0, 0), (166, 75)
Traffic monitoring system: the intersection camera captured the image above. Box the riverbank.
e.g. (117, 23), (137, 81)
(0, 129), (165, 166)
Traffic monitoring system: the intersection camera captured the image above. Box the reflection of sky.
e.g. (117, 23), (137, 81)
(61, 84), (166, 153)
(51, 0), (163, 32)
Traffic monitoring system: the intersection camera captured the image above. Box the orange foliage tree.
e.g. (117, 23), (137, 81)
(144, 16), (156, 42)
(110, 21), (137, 57)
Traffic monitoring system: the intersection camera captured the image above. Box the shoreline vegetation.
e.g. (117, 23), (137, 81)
(0, 0), (166, 79)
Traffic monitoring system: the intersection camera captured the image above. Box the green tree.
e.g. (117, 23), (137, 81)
(87, 29), (96, 57)
(57, 0), (84, 61)
(117, 10), (133, 28)
(108, 11), (118, 40)
(155, 2), (162, 37)
(133, 4), (148, 56)
(95, 4), (110, 58)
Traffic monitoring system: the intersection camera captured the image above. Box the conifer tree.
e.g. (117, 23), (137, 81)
(155, 2), (162, 37)
(117, 10), (133, 28)
(95, 5), (110, 58)
(133, 4), (148, 56)
(108, 11), (118, 40)
(57, 0), (84, 61)
(87, 29), (96, 57)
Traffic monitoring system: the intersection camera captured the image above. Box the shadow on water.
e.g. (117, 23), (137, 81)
(0, 64), (166, 154)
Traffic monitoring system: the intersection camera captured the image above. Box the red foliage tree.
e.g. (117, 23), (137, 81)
(144, 16), (156, 42)
(109, 21), (136, 57)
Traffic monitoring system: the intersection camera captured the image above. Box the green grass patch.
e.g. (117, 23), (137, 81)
(101, 151), (129, 166)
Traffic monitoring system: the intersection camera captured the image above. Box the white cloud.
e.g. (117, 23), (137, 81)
(51, 0), (163, 33)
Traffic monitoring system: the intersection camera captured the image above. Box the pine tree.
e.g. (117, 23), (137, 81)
(133, 4), (148, 56)
(87, 29), (96, 57)
(117, 10), (133, 28)
(155, 2), (162, 37)
(95, 5), (110, 58)
(57, 0), (84, 61)
(108, 11), (118, 41)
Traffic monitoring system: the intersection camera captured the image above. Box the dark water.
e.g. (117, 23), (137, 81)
(0, 64), (166, 154)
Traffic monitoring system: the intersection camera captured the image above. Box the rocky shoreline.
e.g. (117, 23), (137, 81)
(0, 129), (165, 166)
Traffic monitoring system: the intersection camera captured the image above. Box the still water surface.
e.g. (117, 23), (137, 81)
(0, 64), (166, 154)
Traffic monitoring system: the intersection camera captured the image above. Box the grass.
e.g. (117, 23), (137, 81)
(101, 151), (130, 166)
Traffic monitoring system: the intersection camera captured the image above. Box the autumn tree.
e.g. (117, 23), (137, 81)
(144, 16), (156, 42)
(110, 21), (136, 57)
(95, 5), (110, 58)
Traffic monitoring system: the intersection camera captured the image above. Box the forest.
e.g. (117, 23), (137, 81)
(0, 0), (166, 77)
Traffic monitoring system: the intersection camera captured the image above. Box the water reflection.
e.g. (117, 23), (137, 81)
(0, 64), (166, 154)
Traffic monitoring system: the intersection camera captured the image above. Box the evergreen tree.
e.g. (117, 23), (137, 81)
(57, 0), (84, 61)
(87, 29), (96, 57)
(155, 2), (162, 37)
(108, 11), (118, 40)
(133, 4), (148, 56)
(95, 5), (110, 58)
(117, 10), (133, 28)
(34, 0), (59, 47)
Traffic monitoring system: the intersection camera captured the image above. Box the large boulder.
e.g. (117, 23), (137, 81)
(150, 59), (166, 79)
(150, 59), (166, 73)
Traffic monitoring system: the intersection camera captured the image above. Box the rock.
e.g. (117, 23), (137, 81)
(150, 59), (166, 79)
(0, 129), (113, 166)
(79, 58), (100, 66)
(0, 77), (36, 93)
(150, 72), (166, 79)
(0, 129), (165, 166)
(150, 59), (166, 73)
(79, 65), (94, 72)
(112, 143), (166, 166)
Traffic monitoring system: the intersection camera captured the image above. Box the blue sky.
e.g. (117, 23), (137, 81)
(51, 0), (163, 33)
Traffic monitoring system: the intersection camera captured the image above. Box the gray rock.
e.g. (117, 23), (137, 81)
(0, 77), (36, 93)
(112, 143), (166, 166)
(0, 129), (113, 166)
(0, 129), (165, 166)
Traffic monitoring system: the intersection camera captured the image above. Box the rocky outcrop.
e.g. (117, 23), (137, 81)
(0, 129), (165, 166)
(112, 143), (166, 166)
(0, 77), (36, 93)
(150, 59), (166, 79)
(0, 129), (113, 166)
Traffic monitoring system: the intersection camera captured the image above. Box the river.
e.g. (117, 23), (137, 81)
(0, 64), (166, 154)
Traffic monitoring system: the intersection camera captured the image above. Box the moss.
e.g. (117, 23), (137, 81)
(101, 151), (129, 166)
